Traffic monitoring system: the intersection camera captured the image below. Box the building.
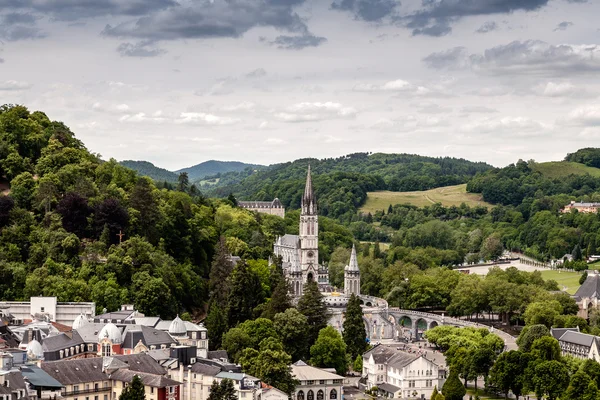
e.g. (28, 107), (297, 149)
(562, 201), (600, 214)
(238, 199), (285, 218)
(573, 271), (600, 319)
(551, 327), (600, 362)
(40, 354), (181, 400)
(0, 297), (95, 326)
(290, 361), (343, 400)
(214, 372), (263, 400)
(273, 166), (361, 299)
(0, 353), (31, 400)
(363, 345), (446, 399)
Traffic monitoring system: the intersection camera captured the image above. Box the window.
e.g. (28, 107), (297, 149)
(102, 343), (111, 357)
(169, 387), (175, 394)
(104, 396), (108, 400)
(74, 385), (80, 393)
(319, 380), (325, 385)
(241, 393), (246, 398)
(95, 384), (99, 391)
(85, 384), (90, 391)
(306, 381), (315, 385)
(41, 307), (45, 312)
(151, 388), (154, 394)
(426, 380), (432, 387)
(297, 391), (304, 400)
(307, 390), (314, 400)
(317, 390), (324, 400)
(330, 390), (337, 400)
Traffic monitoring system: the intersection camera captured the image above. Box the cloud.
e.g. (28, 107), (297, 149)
(424, 40), (600, 76)
(414, 102), (453, 114)
(119, 112), (166, 123)
(92, 102), (132, 113)
(0, 0), (177, 21)
(0, 13), (46, 41)
(102, 0), (311, 43)
(330, 0), (400, 22)
(531, 81), (580, 97)
(370, 115), (447, 132)
(274, 102), (357, 122)
(176, 112), (239, 126)
(554, 21), (573, 31)
(0, 58), (4, 63)
(461, 116), (552, 137)
(567, 104), (600, 126)
(245, 68), (267, 79)
(0, 80), (33, 90)
(476, 21), (498, 33)
(422, 46), (472, 69)
(353, 79), (411, 92)
(116, 41), (166, 57)
(460, 106), (498, 113)
(268, 34), (327, 50)
(404, 0), (550, 37)
(220, 102), (256, 112)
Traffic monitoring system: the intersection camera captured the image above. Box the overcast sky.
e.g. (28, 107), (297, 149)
(1, 0), (600, 170)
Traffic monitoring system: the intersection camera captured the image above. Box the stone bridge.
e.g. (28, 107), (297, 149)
(329, 302), (517, 350)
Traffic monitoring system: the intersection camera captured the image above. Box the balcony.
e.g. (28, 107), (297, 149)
(62, 387), (112, 397)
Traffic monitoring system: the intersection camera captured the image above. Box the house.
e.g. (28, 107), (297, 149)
(551, 327), (600, 362)
(562, 201), (600, 214)
(290, 361), (343, 400)
(259, 384), (288, 400)
(214, 372), (262, 400)
(573, 272), (600, 319)
(40, 354), (181, 400)
(363, 345), (446, 399)
(238, 199), (285, 218)
(18, 364), (64, 400)
(0, 297), (95, 326)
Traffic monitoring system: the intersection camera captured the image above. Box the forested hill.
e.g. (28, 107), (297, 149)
(176, 160), (264, 182)
(208, 153), (492, 221)
(120, 160), (179, 183)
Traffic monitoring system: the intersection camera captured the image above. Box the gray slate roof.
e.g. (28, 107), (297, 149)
(0, 371), (27, 395)
(378, 383), (401, 393)
(191, 363), (221, 376)
(551, 327), (579, 340)
(574, 273), (600, 300)
(109, 369), (180, 388)
(19, 365), (64, 389)
(122, 325), (177, 348)
(208, 350), (228, 361)
(41, 358), (107, 385)
(115, 353), (167, 375)
(558, 330), (598, 347)
(279, 234), (300, 248)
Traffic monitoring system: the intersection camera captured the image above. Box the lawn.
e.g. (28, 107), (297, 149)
(539, 269), (582, 294)
(360, 184), (492, 214)
(533, 161), (600, 178)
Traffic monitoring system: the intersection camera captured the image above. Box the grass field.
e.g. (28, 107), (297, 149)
(360, 184), (492, 213)
(539, 269), (582, 294)
(533, 161), (600, 178)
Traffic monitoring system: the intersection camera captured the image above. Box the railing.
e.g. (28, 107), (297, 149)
(62, 387), (112, 396)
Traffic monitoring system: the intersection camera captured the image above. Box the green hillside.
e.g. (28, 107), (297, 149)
(360, 184), (492, 214)
(120, 160), (179, 182)
(532, 161), (600, 178)
(176, 160), (263, 182)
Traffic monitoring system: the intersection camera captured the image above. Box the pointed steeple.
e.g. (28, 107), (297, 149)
(302, 164), (316, 214)
(348, 243), (359, 271)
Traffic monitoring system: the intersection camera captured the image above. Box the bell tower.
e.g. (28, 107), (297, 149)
(344, 244), (361, 296)
(300, 165), (319, 282)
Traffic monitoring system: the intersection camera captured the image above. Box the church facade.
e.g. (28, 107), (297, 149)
(273, 166), (360, 297)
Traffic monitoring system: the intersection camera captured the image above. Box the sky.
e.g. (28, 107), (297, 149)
(1, 0), (600, 170)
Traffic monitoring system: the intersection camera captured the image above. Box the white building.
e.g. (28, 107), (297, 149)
(291, 361), (343, 400)
(0, 297), (95, 326)
(363, 345), (446, 399)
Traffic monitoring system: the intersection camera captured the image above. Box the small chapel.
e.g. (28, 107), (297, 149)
(273, 166), (361, 298)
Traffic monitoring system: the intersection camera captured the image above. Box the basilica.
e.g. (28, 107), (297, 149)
(273, 166), (361, 298)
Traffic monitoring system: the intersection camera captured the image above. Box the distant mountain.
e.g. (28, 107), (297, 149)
(176, 160), (264, 182)
(120, 160), (179, 182)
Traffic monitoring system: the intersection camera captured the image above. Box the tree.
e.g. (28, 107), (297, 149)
(523, 301), (562, 328)
(441, 369), (466, 400)
(129, 177), (160, 244)
(0, 196), (14, 228)
(206, 302), (229, 351)
(480, 234), (504, 261)
(488, 350), (528, 400)
(530, 336), (561, 362)
(119, 375), (145, 400)
(343, 293), (367, 359)
(94, 198), (128, 244)
(353, 355), (363, 373)
(517, 324), (550, 352)
(227, 261), (264, 327)
(430, 386), (439, 400)
(532, 360), (569, 400)
(572, 244), (583, 261)
(274, 308), (310, 362)
(227, 193), (238, 207)
(580, 271), (589, 285)
(262, 278), (292, 320)
(222, 327), (252, 363)
(471, 346), (496, 392)
(239, 337), (298, 395)
(56, 192), (91, 238)
(209, 237), (235, 307)
(208, 379), (237, 400)
(177, 172), (189, 192)
(566, 370), (594, 400)
(310, 326), (348, 375)
(297, 280), (329, 347)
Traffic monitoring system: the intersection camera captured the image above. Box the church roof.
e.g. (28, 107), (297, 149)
(574, 273), (600, 300)
(345, 244), (359, 272)
(278, 234), (300, 248)
(302, 165), (316, 213)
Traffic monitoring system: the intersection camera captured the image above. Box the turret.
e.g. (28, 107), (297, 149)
(344, 244), (361, 296)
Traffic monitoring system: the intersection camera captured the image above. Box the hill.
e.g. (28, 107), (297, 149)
(176, 160), (263, 182)
(120, 160), (179, 182)
(532, 161), (600, 178)
(208, 153), (493, 221)
(359, 184), (492, 214)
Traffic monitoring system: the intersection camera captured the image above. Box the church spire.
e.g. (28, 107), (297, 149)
(302, 165), (316, 215)
(348, 244), (359, 271)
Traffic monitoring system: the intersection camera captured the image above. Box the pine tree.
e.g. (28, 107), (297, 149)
(572, 244), (583, 261)
(262, 278), (292, 320)
(373, 241), (381, 258)
(430, 386), (439, 400)
(227, 261), (264, 327)
(119, 375), (146, 400)
(297, 280), (329, 346)
(177, 172), (189, 192)
(580, 271), (588, 285)
(388, 204), (393, 214)
(209, 237), (234, 307)
(442, 369), (466, 400)
(206, 301), (228, 350)
(208, 379), (237, 400)
(343, 293), (367, 359)
(227, 193), (238, 207)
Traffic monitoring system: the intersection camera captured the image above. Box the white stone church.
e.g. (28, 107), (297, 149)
(273, 166), (361, 298)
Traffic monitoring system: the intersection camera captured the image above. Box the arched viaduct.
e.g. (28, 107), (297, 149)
(329, 295), (517, 350)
